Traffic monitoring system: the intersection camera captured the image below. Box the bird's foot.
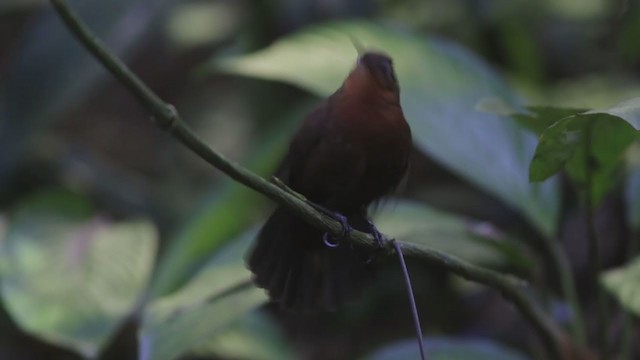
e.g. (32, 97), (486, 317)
(365, 219), (387, 263)
(367, 219), (386, 248)
(322, 212), (352, 248)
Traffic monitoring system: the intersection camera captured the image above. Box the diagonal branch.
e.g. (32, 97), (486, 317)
(49, 1), (564, 358)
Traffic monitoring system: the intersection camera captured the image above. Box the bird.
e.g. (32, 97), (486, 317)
(247, 51), (412, 311)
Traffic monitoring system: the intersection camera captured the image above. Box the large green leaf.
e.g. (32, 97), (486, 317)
(0, 191), (156, 358)
(140, 230), (268, 360)
(210, 20), (560, 237)
(601, 256), (640, 317)
(364, 337), (528, 360)
(374, 201), (531, 269)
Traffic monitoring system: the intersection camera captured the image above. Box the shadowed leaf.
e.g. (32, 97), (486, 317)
(374, 201), (531, 269)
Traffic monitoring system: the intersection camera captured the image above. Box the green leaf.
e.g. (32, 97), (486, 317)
(374, 201), (529, 269)
(588, 96), (640, 130)
(601, 256), (640, 316)
(140, 230), (268, 360)
(513, 106), (585, 135)
(194, 311), (295, 360)
(211, 20), (560, 237)
(529, 110), (638, 204)
(529, 116), (585, 182)
(0, 191), (157, 358)
(364, 337), (528, 360)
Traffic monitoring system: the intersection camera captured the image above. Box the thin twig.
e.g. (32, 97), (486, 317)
(49, 1), (564, 358)
(391, 240), (426, 360)
(546, 238), (586, 345)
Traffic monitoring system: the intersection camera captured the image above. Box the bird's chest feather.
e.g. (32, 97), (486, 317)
(324, 100), (411, 198)
(292, 90), (411, 208)
(330, 101), (410, 168)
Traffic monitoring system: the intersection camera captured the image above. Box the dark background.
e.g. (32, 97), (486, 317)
(1, 0), (639, 359)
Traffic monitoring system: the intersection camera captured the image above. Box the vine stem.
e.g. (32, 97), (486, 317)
(49, 1), (564, 358)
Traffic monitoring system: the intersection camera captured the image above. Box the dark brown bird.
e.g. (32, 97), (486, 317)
(247, 51), (412, 310)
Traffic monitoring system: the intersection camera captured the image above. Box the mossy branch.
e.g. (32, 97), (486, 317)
(49, 0), (564, 358)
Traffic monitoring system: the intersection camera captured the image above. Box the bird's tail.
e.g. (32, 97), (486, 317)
(247, 208), (371, 311)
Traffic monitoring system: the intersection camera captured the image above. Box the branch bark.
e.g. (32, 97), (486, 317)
(49, 1), (564, 358)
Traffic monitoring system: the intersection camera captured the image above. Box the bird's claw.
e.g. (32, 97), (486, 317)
(367, 219), (386, 248)
(322, 212), (352, 248)
(366, 219), (387, 263)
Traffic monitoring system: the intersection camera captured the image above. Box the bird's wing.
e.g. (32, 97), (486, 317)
(275, 99), (331, 185)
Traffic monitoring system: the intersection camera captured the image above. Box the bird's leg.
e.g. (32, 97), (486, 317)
(366, 219), (386, 248)
(322, 212), (352, 248)
(365, 219), (388, 263)
(309, 203), (352, 248)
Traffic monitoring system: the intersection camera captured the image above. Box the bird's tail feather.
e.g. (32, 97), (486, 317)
(247, 208), (370, 311)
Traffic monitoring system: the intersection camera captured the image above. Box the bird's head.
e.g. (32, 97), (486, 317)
(341, 50), (400, 104)
(357, 52), (399, 92)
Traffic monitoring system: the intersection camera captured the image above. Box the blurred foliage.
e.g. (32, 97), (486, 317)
(0, 0), (158, 189)
(0, 0), (46, 14)
(374, 200), (532, 270)
(365, 337), (528, 360)
(0, 190), (156, 357)
(165, 2), (241, 48)
(141, 231), (267, 360)
(625, 166), (640, 232)
(2, 0), (640, 359)
(193, 311), (294, 360)
(149, 106), (304, 298)
(602, 256), (640, 316)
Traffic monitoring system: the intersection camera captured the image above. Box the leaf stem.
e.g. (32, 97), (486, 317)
(584, 120), (607, 355)
(49, 1), (564, 358)
(545, 237), (586, 345)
